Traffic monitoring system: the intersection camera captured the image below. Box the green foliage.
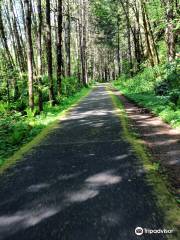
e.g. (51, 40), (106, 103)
(0, 57), (20, 101)
(122, 60), (133, 76)
(61, 76), (82, 97)
(146, 0), (165, 41)
(0, 102), (9, 112)
(114, 67), (157, 94)
(169, 90), (180, 107)
(155, 59), (180, 97)
(157, 41), (167, 63)
(0, 87), (91, 168)
(91, 0), (118, 47)
(11, 99), (27, 111)
(155, 80), (169, 95)
(113, 61), (180, 128)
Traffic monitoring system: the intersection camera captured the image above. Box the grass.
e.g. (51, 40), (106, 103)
(0, 87), (92, 174)
(113, 64), (180, 128)
(109, 89), (180, 239)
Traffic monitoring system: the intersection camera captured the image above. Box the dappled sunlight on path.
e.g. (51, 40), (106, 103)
(113, 89), (180, 194)
(0, 85), (167, 240)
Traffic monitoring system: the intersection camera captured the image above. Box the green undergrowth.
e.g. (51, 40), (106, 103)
(0, 87), (91, 174)
(109, 90), (180, 239)
(113, 62), (180, 128)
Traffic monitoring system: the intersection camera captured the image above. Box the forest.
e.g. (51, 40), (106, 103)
(0, 0), (179, 167)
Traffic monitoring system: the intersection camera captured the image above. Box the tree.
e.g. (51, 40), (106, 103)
(9, 0), (26, 72)
(163, 0), (176, 62)
(37, 0), (43, 112)
(0, 0), (179, 114)
(46, 0), (55, 104)
(79, 0), (88, 86)
(65, 0), (71, 77)
(57, 0), (63, 94)
(24, 0), (34, 110)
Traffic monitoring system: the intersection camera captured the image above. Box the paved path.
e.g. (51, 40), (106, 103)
(0, 85), (167, 240)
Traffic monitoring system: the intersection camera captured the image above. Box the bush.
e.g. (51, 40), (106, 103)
(114, 67), (157, 94)
(154, 60), (180, 97)
(113, 61), (180, 128)
(155, 80), (169, 95)
(10, 122), (31, 145)
(0, 86), (90, 165)
(169, 89), (180, 106)
(61, 76), (82, 97)
(10, 99), (27, 112)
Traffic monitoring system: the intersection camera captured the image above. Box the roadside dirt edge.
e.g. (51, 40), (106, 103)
(111, 87), (180, 199)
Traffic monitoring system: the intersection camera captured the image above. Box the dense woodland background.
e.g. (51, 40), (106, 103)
(0, 0), (180, 165)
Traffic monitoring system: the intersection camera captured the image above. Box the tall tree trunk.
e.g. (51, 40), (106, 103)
(1, 1), (19, 100)
(4, 4), (18, 65)
(164, 0), (176, 62)
(57, 0), (63, 95)
(140, 0), (155, 67)
(75, 19), (81, 81)
(20, 0), (26, 37)
(131, 1), (143, 70)
(126, 1), (133, 76)
(119, 0), (134, 75)
(65, 0), (71, 77)
(143, 1), (160, 64)
(9, 0), (26, 72)
(0, 3), (14, 66)
(117, 16), (121, 76)
(37, 0), (43, 112)
(81, 0), (88, 86)
(24, 0), (34, 110)
(78, 1), (84, 84)
(46, 0), (55, 104)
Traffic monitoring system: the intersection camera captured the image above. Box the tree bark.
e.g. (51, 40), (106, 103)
(140, 0), (155, 66)
(126, 1), (133, 76)
(24, 0), (34, 110)
(0, 3), (14, 67)
(143, 1), (160, 64)
(81, 0), (88, 86)
(57, 0), (63, 95)
(9, 0), (26, 72)
(46, 0), (55, 104)
(65, 0), (71, 77)
(164, 0), (176, 62)
(37, 0), (43, 112)
(117, 15), (121, 76)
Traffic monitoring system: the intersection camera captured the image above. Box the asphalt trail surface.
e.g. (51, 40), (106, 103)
(0, 85), (167, 240)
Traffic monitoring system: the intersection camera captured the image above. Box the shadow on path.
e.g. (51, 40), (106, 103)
(0, 85), (167, 240)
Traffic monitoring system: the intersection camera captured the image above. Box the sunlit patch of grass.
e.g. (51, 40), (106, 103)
(109, 89), (180, 239)
(113, 66), (180, 128)
(0, 87), (91, 174)
(115, 86), (180, 127)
